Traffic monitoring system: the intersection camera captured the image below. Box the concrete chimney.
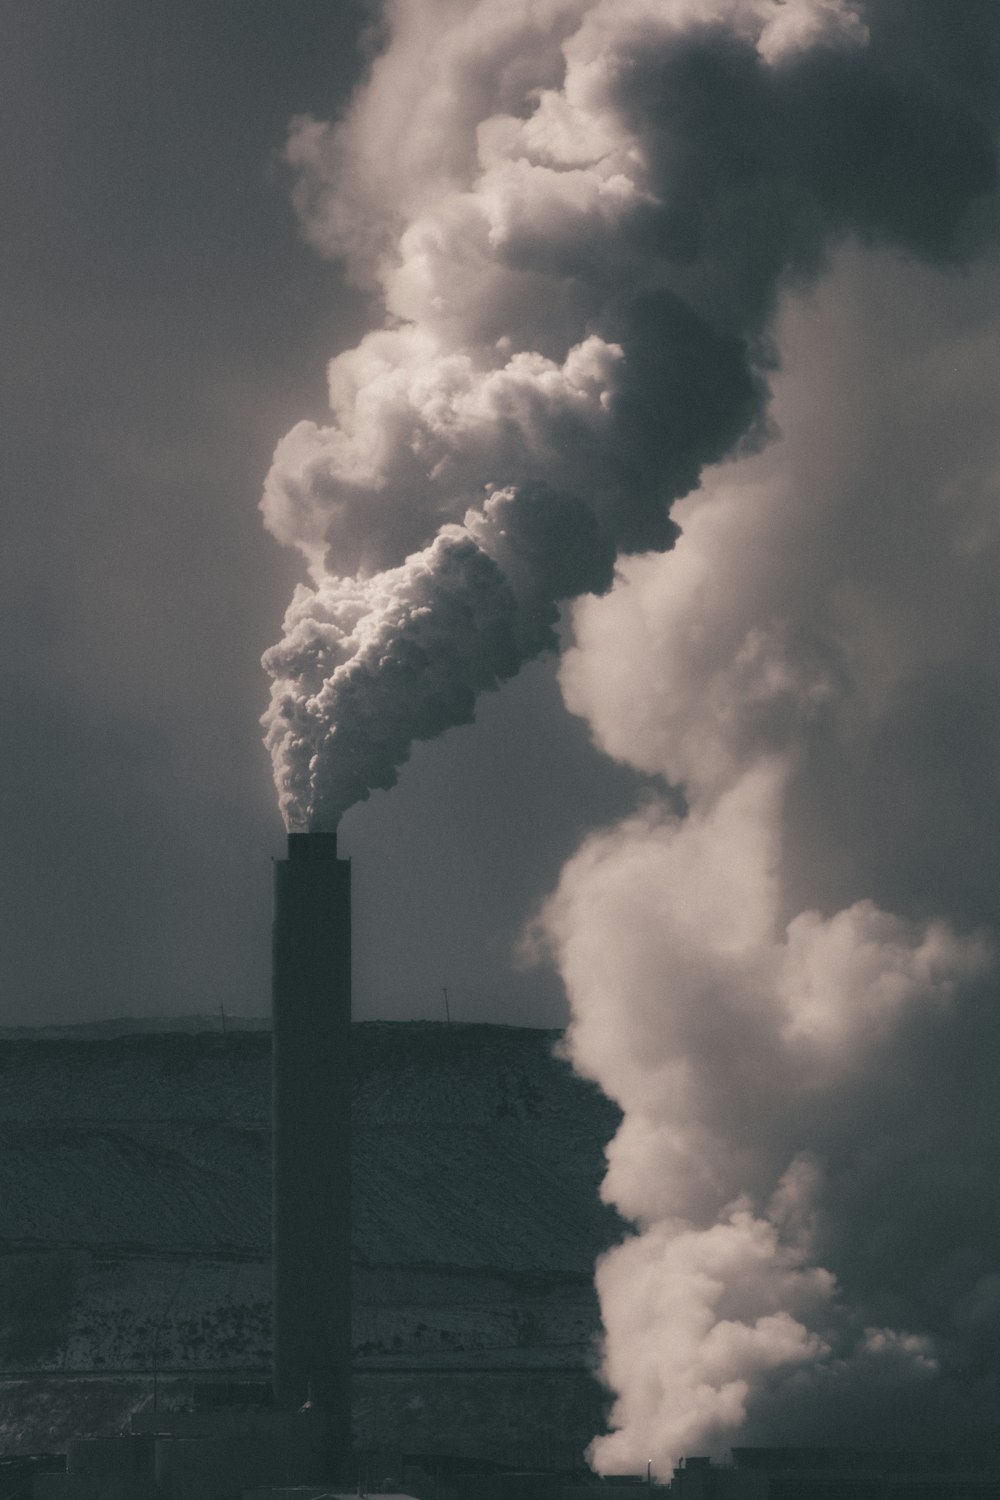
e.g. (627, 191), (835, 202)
(272, 828), (351, 1443)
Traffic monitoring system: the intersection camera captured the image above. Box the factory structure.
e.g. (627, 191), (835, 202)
(271, 830), (352, 1435)
(12, 835), (1000, 1499)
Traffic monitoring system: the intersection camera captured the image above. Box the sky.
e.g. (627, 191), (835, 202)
(6, 0), (1000, 1471)
(0, 0), (643, 1028)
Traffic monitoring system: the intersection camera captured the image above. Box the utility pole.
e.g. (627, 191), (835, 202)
(441, 986), (452, 1024)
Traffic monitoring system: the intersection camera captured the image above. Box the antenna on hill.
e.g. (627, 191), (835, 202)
(441, 986), (452, 1025)
(219, 1003), (227, 1038)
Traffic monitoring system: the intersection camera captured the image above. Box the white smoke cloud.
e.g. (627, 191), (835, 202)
(756, 0), (868, 65)
(593, 1192), (836, 1472)
(589, 1157), (937, 1475)
(536, 249), (998, 1471)
(262, 333), (625, 578)
(541, 773), (984, 1472)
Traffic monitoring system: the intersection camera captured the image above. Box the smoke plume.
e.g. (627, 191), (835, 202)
(537, 246), (1000, 1470)
(261, 0), (1000, 1472)
(262, 0), (995, 830)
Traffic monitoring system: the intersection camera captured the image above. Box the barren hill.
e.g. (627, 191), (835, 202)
(0, 1021), (623, 1457)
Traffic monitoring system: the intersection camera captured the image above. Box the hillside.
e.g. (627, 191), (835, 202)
(0, 1023), (623, 1384)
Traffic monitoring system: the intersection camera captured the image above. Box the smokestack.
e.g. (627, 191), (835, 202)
(272, 828), (351, 1442)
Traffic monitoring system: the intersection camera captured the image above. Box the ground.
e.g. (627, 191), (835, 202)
(0, 1021), (623, 1463)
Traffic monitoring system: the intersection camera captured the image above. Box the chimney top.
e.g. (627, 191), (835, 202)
(287, 830), (339, 861)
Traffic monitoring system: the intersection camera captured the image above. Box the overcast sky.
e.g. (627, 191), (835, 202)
(0, 0), (647, 1027)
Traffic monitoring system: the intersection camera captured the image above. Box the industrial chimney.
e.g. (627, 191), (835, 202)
(272, 829), (351, 1445)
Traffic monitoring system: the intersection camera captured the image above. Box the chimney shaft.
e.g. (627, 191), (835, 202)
(272, 829), (351, 1437)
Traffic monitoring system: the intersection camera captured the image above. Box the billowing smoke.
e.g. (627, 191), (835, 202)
(536, 246), (1000, 1470)
(261, 0), (1000, 1473)
(261, 0), (995, 830)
